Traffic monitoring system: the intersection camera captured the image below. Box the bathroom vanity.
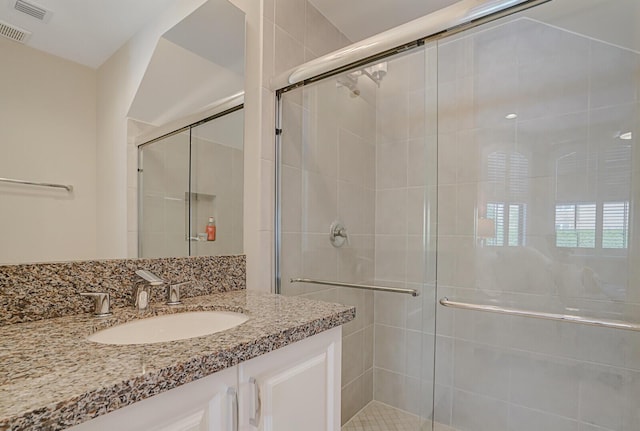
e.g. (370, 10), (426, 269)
(0, 290), (354, 431)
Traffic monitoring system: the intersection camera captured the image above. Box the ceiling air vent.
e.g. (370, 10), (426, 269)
(13, 0), (51, 22)
(0, 20), (31, 43)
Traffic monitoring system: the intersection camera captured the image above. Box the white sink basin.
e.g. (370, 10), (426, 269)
(88, 311), (249, 345)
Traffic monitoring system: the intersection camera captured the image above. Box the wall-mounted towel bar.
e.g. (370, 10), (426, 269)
(290, 278), (419, 297)
(439, 297), (640, 332)
(0, 177), (73, 192)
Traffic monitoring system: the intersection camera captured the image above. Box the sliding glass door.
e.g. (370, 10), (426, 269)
(138, 107), (244, 258)
(433, 1), (640, 429)
(276, 1), (640, 430)
(277, 43), (438, 429)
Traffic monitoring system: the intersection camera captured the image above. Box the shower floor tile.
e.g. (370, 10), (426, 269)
(342, 401), (458, 431)
(342, 401), (424, 431)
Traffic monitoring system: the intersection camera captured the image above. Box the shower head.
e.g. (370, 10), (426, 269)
(337, 61), (388, 95)
(362, 62), (387, 87)
(337, 74), (360, 98)
(365, 63), (387, 82)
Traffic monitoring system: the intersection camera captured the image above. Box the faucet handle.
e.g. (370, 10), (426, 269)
(135, 269), (164, 286)
(166, 282), (189, 305)
(329, 221), (350, 247)
(80, 292), (112, 317)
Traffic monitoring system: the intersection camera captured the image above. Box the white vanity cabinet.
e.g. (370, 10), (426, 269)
(67, 327), (341, 431)
(238, 327), (341, 431)
(67, 366), (238, 431)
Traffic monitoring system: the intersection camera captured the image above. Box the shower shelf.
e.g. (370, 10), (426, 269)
(439, 297), (640, 332)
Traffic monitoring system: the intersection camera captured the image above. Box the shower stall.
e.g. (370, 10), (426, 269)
(275, 0), (640, 430)
(138, 106), (244, 258)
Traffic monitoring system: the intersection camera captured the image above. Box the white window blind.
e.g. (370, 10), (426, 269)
(488, 152), (506, 183)
(486, 202), (526, 247)
(602, 201), (629, 249)
(508, 204), (521, 246)
(509, 153), (529, 199)
(600, 146), (632, 199)
(486, 203), (505, 246)
(555, 203), (596, 248)
(487, 151), (529, 199)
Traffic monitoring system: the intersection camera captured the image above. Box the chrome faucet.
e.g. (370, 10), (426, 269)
(166, 281), (189, 305)
(134, 269), (164, 312)
(80, 292), (112, 317)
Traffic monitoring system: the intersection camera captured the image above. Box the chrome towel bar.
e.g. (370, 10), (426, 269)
(290, 278), (419, 297)
(439, 297), (640, 332)
(0, 177), (73, 192)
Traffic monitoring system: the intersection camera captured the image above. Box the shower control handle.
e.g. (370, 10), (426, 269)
(329, 221), (349, 247)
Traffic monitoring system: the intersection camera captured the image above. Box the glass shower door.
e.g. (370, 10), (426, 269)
(190, 108), (244, 256)
(139, 130), (190, 258)
(139, 107), (244, 258)
(277, 43), (438, 430)
(433, 1), (640, 430)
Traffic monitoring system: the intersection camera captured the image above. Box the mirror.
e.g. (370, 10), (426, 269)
(0, 0), (245, 264)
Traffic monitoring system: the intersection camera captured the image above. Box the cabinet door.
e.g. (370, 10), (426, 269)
(238, 327), (341, 431)
(67, 366), (238, 431)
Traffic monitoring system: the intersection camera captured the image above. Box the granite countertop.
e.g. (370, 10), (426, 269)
(0, 290), (355, 431)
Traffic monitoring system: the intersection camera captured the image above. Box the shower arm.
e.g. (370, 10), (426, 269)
(359, 68), (382, 87)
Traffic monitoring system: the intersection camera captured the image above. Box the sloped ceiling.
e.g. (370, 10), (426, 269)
(127, 38), (243, 125)
(127, 0), (245, 126)
(163, 0), (245, 75)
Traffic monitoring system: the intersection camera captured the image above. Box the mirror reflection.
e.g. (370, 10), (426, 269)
(139, 107), (244, 258)
(0, 0), (245, 264)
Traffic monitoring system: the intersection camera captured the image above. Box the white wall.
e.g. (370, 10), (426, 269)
(0, 37), (97, 264)
(264, 0), (389, 422)
(256, 0), (356, 291)
(221, 0), (264, 291)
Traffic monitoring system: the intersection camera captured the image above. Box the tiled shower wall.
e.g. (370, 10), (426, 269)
(279, 76), (378, 423)
(434, 17), (640, 431)
(140, 131), (190, 257)
(279, 45), (442, 423)
(371, 47), (438, 418)
(271, 3), (640, 429)
(140, 132), (243, 258)
(191, 132), (244, 257)
(265, 0), (380, 424)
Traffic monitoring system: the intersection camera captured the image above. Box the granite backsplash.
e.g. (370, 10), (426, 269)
(0, 255), (246, 326)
